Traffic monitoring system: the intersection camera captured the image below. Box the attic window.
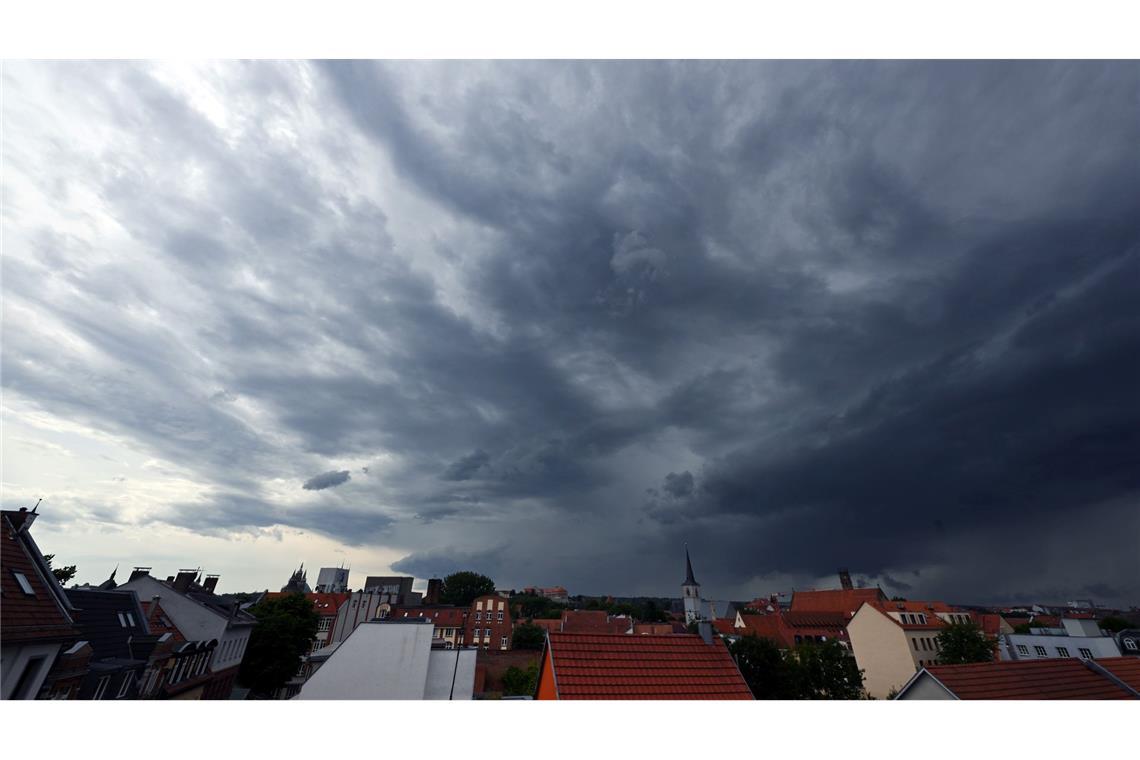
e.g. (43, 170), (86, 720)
(13, 571), (36, 596)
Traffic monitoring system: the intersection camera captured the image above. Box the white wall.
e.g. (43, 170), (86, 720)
(1001, 633), (1121, 661)
(896, 672), (955, 700)
(0, 642), (60, 699)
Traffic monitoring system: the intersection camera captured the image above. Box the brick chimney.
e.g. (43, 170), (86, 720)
(838, 568), (854, 591)
(173, 570), (198, 592)
(425, 578), (443, 605)
(203, 575), (220, 594)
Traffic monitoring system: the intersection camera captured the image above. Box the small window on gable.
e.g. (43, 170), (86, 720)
(1125, 639), (1138, 651)
(1057, 647), (1070, 657)
(1079, 648), (1094, 660)
(12, 571), (36, 596)
(1034, 646), (1047, 657)
(1016, 644), (1029, 656)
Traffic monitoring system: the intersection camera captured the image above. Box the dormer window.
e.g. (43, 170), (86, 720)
(13, 571), (35, 596)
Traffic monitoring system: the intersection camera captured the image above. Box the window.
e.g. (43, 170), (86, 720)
(445, 642), (454, 650)
(475, 612), (482, 621)
(1079, 648), (1094, 660)
(12, 571), (36, 596)
(1034, 646), (1047, 657)
(118, 612), (128, 627)
(1056, 647), (1071, 657)
(317, 618), (331, 632)
(497, 611), (504, 621)
(500, 635), (508, 649)
(1016, 645), (1029, 656)
(116, 672), (134, 698)
(1125, 639), (1138, 652)
(126, 612), (136, 627)
(918, 614), (927, 625)
(912, 638), (919, 651)
(93, 675), (112, 699)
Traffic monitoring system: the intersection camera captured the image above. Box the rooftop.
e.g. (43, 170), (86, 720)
(918, 657), (1140, 699)
(543, 633), (752, 700)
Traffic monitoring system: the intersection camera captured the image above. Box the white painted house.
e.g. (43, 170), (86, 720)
(1000, 617), (1122, 662)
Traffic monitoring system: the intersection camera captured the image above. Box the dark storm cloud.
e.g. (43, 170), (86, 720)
(302, 470), (351, 491)
(5, 61), (1139, 604)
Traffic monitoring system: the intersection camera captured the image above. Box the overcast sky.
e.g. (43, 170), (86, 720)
(3, 61), (1138, 605)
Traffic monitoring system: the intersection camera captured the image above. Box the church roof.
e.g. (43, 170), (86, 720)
(683, 547), (698, 586)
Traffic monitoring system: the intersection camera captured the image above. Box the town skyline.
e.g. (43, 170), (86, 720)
(4, 61), (1139, 607)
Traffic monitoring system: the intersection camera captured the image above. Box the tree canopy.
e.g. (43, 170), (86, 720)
(730, 635), (866, 699)
(238, 594), (319, 696)
(936, 621), (995, 665)
(439, 571), (497, 607)
(511, 622), (547, 650)
(43, 554), (77, 585)
(1098, 616), (1132, 633)
(501, 662), (539, 697)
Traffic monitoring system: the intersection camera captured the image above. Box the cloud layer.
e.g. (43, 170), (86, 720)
(3, 61), (1138, 603)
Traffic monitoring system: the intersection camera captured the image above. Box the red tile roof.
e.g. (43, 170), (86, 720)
(544, 633), (752, 700)
(531, 618), (562, 632)
(789, 588), (887, 615)
(391, 605), (468, 626)
(560, 610), (632, 634)
(864, 601), (960, 630)
(922, 658), (1139, 700)
(1, 512), (79, 644)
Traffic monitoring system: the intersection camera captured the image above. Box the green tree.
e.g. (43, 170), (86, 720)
(1099, 616), (1131, 633)
(238, 594), (319, 697)
(793, 640), (866, 699)
(936, 621), (994, 664)
(43, 554), (77, 585)
(501, 662), (539, 697)
(440, 571), (496, 607)
(512, 622), (547, 650)
(729, 635), (800, 699)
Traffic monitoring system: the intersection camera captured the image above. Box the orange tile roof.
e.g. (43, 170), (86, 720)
(262, 591), (350, 616)
(531, 618), (562, 632)
(1096, 657), (1140, 691)
(922, 658), (1138, 699)
(561, 610), (632, 634)
(544, 633), (752, 700)
(789, 588), (887, 615)
(865, 601), (960, 630)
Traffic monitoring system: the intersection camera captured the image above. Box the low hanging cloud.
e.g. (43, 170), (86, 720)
(302, 470), (352, 491)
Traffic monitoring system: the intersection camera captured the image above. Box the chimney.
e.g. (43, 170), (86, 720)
(698, 620), (714, 645)
(129, 567), (152, 582)
(203, 575), (220, 594)
(173, 570), (198, 593)
(838, 568), (854, 591)
(425, 578), (443, 605)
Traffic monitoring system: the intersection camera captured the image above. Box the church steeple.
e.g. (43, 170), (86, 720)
(681, 544), (702, 624)
(684, 546), (698, 586)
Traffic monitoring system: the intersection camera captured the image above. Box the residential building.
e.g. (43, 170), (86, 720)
(1116, 629), (1140, 656)
(58, 587), (154, 699)
(466, 594), (513, 650)
(116, 568), (256, 699)
(846, 599), (975, 698)
(314, 566), (349, 593)
(535, 632), (752, 699)
(734, 610), (851, 650)
(1, 507), (83, 700)
(1000, 617), (1122, 662)
(895, 657), (1140, 699)
(389, 605), (469, 648)
(297, 619), (477, 699)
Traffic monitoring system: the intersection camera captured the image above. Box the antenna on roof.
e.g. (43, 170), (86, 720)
(32, 498), (42, 513)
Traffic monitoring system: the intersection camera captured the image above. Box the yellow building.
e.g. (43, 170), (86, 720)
(847, 600), (972, 698)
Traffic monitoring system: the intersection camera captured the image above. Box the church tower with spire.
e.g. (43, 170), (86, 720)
(682, 545), (702, 624)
